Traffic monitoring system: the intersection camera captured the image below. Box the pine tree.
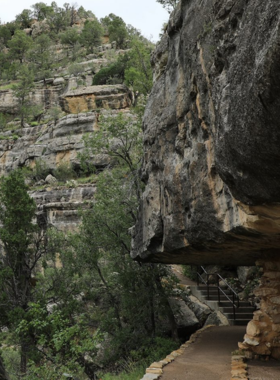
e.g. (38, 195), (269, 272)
(0, 170), (45, 375)
(12, 65), (35, 127)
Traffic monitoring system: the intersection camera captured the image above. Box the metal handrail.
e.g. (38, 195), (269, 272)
(216, 273), (240, 308)
(196, 266), (240, 320)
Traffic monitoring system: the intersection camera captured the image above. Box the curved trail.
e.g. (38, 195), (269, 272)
(160, 325), (245, 380)
(165, 265), (280, 379)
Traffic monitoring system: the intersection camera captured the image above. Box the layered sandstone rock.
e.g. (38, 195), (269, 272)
(60, 84), (132, 113)
(0, 112), (99, 174)
(0, 66), (129, 115)
(0, 109), (137, 175)
(0, 84), (63, 114)
(131, 0), (280, 360)
(31, 185), (96, 231)
(131, 0), (280, 266)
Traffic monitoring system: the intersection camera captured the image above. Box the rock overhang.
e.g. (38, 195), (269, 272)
(131, 0), (280, 266)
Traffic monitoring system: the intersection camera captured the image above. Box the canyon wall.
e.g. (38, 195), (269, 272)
(131, 0), (280, 266)
(131, 0), (280, 359)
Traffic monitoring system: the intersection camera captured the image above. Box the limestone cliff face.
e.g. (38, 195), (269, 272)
(0, 109), (130, 233)
(0, 86), (61, 114)
(61, 84), (132, 113)
(0, 80), (131, 115)
(0, 112), (98, 174)
(32, 185), (95, 231)
(131, 0), (280, 266)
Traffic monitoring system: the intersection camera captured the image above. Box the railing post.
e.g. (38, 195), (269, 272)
(233, 293), (235, 320)
(216, 274), (220, 303)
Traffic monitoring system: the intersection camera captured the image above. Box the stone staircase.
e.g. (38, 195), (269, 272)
(191, 285), (255, 326)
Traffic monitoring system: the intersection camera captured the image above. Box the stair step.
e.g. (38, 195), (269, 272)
(219, 301), (252, 307)
(198, 286), (228, 290)
(195, 282), (255, 326)
(222, 306), (255, 313)
(206, 295), (235, 302)
(200, 290), (232, 296)
(229, 319), (251, 326)
(224, 313), (253, 319)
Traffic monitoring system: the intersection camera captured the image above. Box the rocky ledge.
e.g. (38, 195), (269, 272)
(0, 110), (133, 175)
(31, 185), (96, 231)
(61, 84), (132, 113)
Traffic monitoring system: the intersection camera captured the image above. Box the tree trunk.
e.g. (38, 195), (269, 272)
(0, 355), (10, 380)
(148, 289), (156, 337)
(155, 273), (179, 341)
(20, 339), (28, 376)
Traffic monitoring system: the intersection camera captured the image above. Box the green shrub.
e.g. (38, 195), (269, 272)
(30, 121), (39, 127)
(101, 337), (178, 380)
(182, 265), (197, 281)
(53, 162), (77, 182)
(68, 63), (84, 76)
(95, 99), (103, 108)
(76, 173), (97, 184)
(33, 159), (49, 181)
(0, 113), (7, 131)
(92, 59), (126, 85)
(102, 364), (146, 380)
(21, 166), (33, 179)
(48, 106), (61, 125)
(1, 346), (21, 380)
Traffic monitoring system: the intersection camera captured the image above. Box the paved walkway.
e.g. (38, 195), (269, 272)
(166, 266), (280, 379)
(247, 359), (280, 379)
(160, 326), (246, 380)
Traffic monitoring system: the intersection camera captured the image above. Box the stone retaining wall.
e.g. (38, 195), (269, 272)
(239, 259), (280, 360)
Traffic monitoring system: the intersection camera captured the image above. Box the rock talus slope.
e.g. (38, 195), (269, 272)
(131, 0), (280, 266)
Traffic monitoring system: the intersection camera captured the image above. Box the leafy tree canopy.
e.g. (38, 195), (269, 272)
(59, 26), (80, 47)
(7, 29), (33, 63)
(79, 19), (103, 53)
(12, 65), (35, 126)
(15, 9), (33, 28)
(101, 13), (129, 49)
(31, 2), (54, 20)
(0, 169), (45, 374)
(156, 0), (179, 13)
(124, 38), (153, 95)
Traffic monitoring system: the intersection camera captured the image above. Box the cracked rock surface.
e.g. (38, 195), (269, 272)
(131, 0), (280, 266)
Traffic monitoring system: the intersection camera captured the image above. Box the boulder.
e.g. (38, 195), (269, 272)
(204, 311), (230, 327)
(237, 267), (257, 285)
(168, 297), (199, 337)
(184, 295), (212, 325)
(45, 174), (57, 185)
(53, 77), (65, 86)
(45, 78), (54, 84)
